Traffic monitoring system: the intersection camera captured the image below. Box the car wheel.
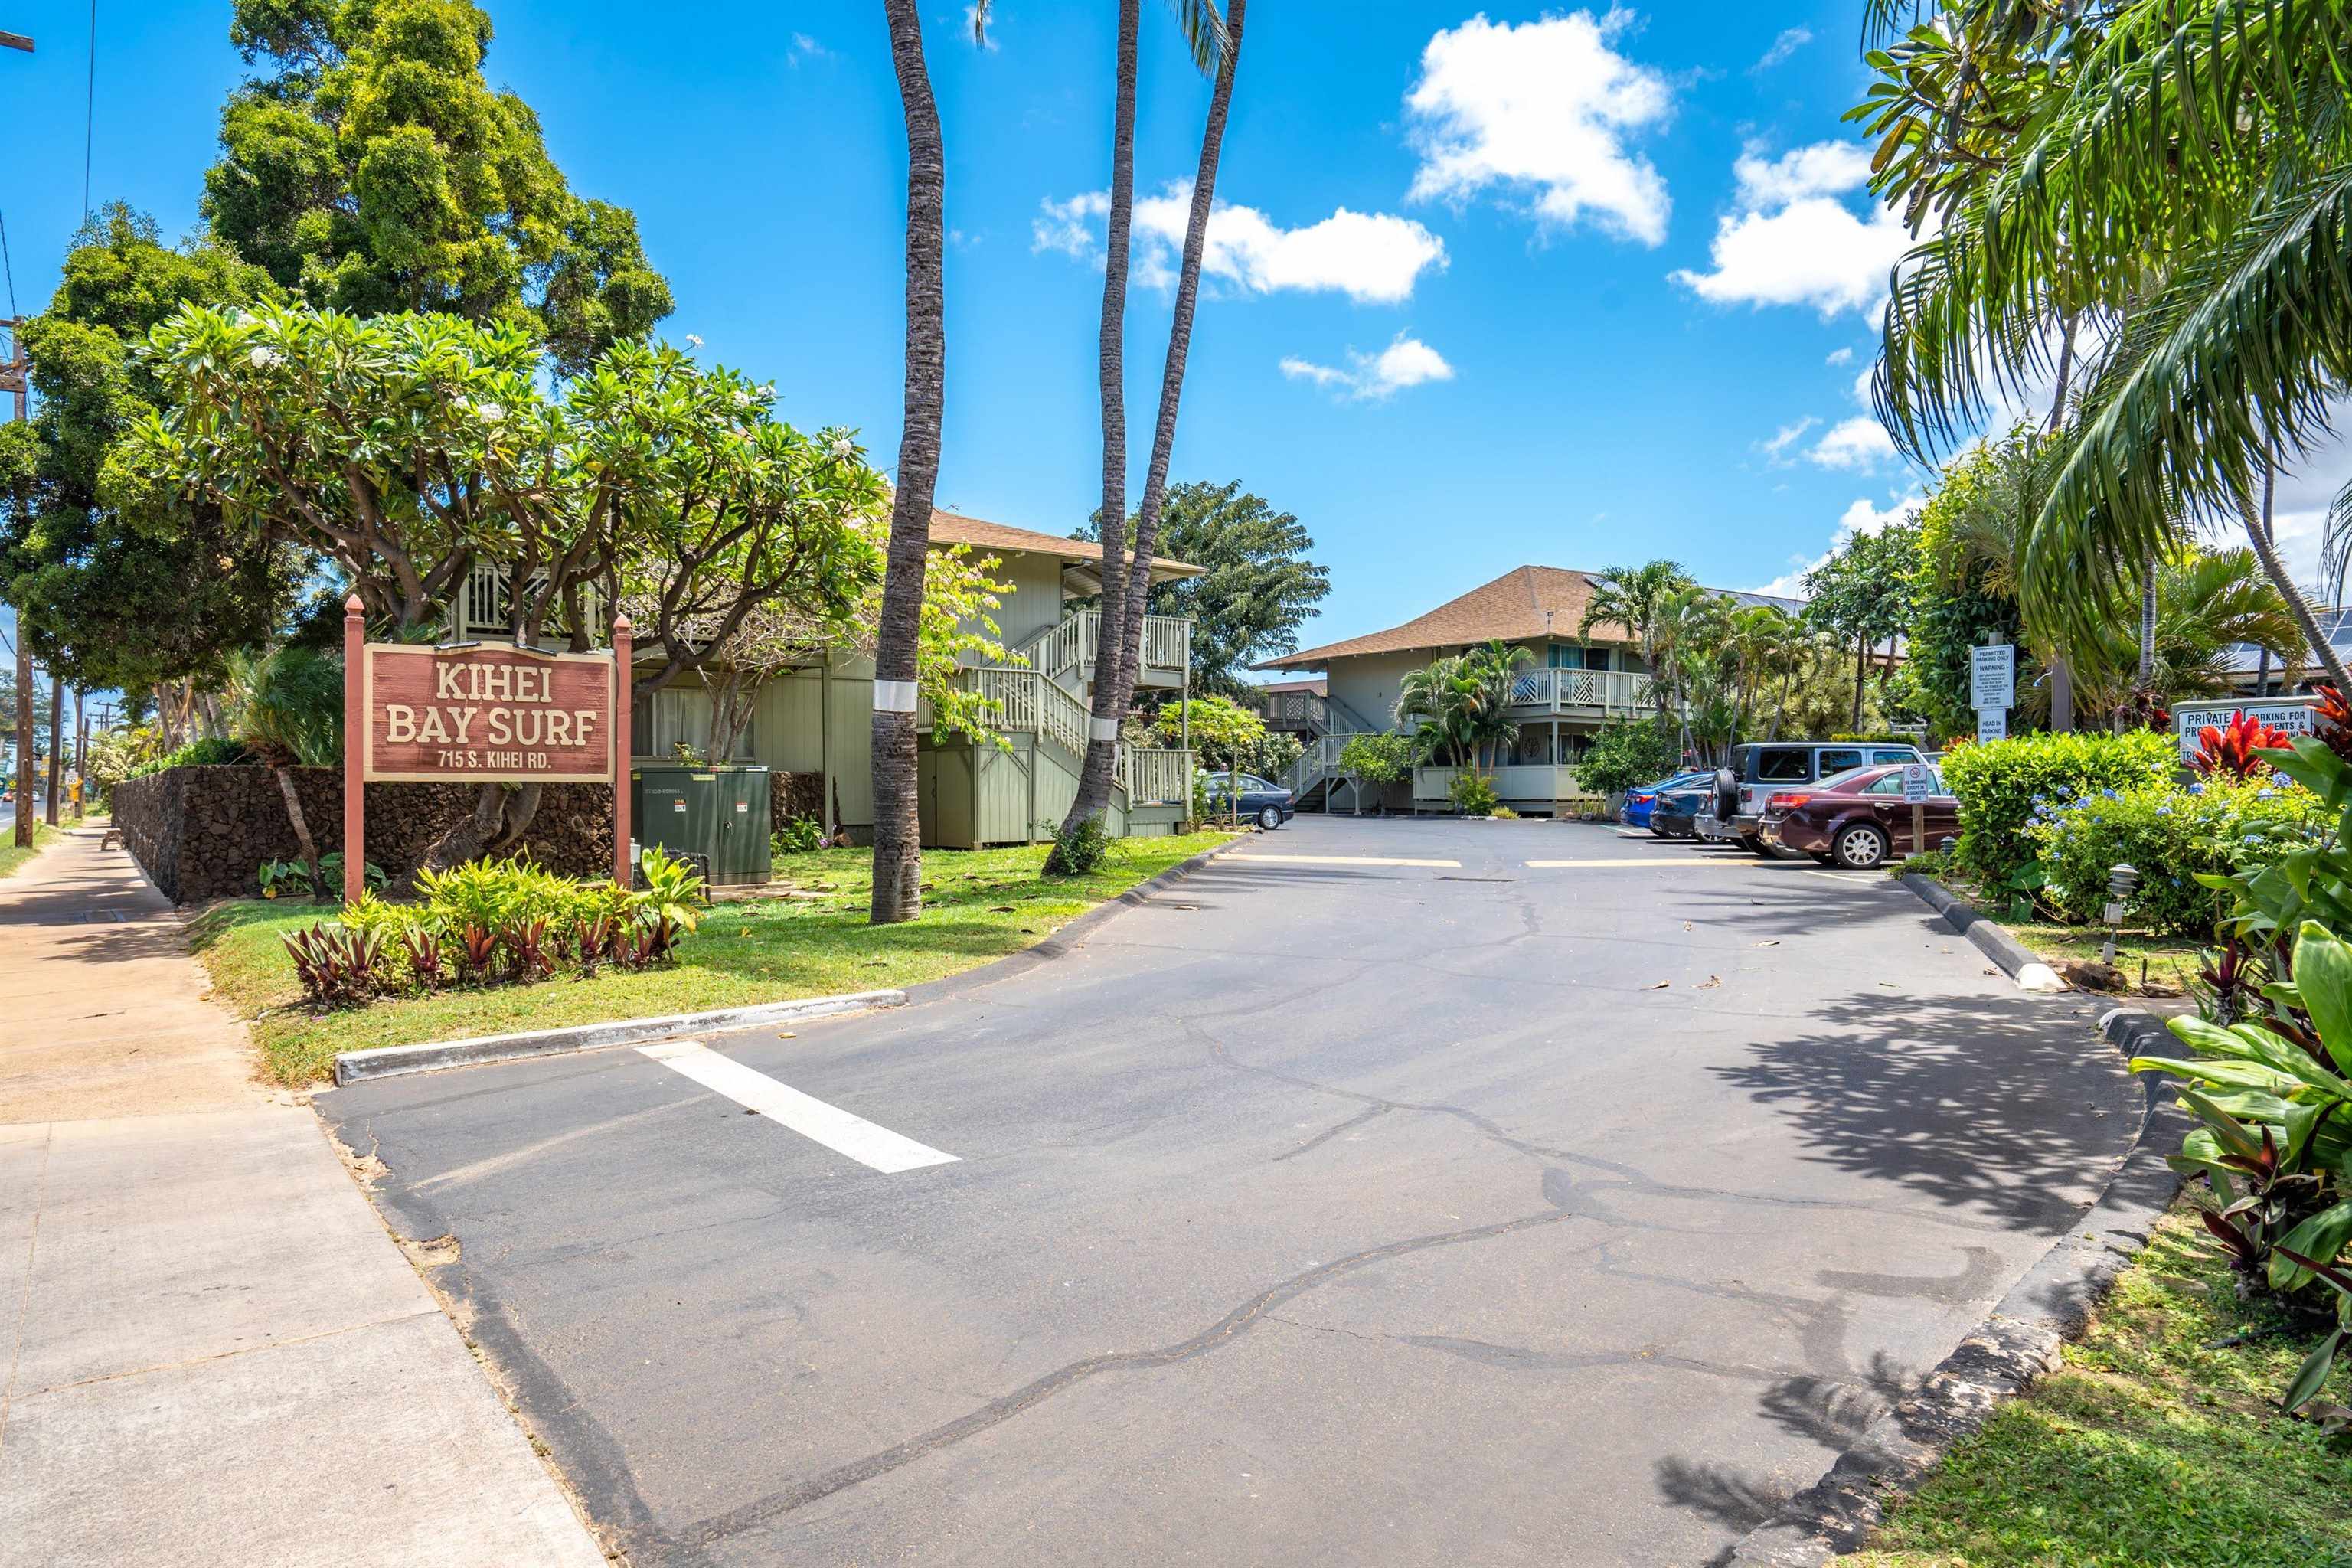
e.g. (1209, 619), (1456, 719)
(1834, 823), (1889, 869)
(1257, 804), (1282, 831)
(1743, 835), (1774, 858)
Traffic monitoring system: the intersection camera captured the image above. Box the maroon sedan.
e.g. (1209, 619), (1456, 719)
(1764, 763), (1957, 869)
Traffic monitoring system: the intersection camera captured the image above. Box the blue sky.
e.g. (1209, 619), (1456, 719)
(2, 2), (1965, 671)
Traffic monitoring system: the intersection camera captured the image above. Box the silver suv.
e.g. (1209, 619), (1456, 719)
(1723, 741), (1929, 854)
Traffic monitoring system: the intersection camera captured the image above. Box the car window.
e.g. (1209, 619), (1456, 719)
(1242, 776), (1274, 792)
(1753, 747), (1808, 782)
(1871, 748), (1919, 766)
(1817, 766), (1877, 792)
(1859, 772), (1906, 796)
(1816, 748), (1866, 776)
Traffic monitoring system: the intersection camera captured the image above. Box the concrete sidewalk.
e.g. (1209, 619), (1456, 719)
(0, 825), (606, 1568)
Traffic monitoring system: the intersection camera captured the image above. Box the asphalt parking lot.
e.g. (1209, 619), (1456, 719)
(323, 815), (2138, 1567)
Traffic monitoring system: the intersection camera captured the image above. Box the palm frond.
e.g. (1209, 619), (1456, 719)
(1167, 0), (1227, 73)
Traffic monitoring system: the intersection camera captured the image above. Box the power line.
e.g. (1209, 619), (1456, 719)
(83, 2), (96, 217)
(0, 207), (15, 318)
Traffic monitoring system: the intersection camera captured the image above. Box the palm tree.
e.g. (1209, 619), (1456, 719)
(1858, 1), (2352, 694)
(868, 0), (951, 925)
(1394, 643), (1527, 771)
(1579, 560), (1696, 727)
(1057, 1), (1236, 861)
(2069, 547), (2304, 719)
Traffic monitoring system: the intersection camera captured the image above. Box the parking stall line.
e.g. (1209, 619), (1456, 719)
(1228, 854), (1464, 868)
(1523, 857), (1739, 868)
(638, 1040), (959, 1174)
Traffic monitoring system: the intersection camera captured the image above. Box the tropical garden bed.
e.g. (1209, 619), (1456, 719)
(194, 833), (1232, 1086)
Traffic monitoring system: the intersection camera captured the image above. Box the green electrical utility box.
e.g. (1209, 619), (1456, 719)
(630, 765), (773, 886)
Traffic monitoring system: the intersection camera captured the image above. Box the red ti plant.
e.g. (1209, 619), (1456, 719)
(2192, 709), (2295, 779)
(2314, 684), (2352, 763)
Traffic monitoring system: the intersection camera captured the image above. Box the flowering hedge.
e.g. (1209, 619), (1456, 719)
(1939, 730), (2177, 884)
(2024, 774), (2331, 936)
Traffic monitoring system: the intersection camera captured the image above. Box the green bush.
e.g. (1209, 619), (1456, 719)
(1572, 719), (1679, 797)
(2026, 774), (2331, 936)
(1449, 770), (1501, 816)
(129, 735), (250, 778)
(1049, 812), (1113, 874)
(1941, 730), (2174, 884)
(771, 816), (824, 856)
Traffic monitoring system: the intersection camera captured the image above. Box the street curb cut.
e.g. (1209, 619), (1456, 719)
(331, 990), (908, 1086)
(1901, 872), (2069, 993)
(1725, 1007), (2190, 1566)
(903, 831), (1252, 1005)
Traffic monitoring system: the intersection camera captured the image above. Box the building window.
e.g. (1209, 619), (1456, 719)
(1582, 646), (1612, 671)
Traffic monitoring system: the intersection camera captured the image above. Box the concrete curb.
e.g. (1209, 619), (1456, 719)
(329, 833), (1252, 1086)
(331, 990), (907, 1086)
(1900, 872), (2069, 993)
(1725, 1006), (2191, 1566)
(904, 830), (1253, 1005)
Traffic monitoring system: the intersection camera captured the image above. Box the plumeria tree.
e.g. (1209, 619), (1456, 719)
(123, 302), (886, 865)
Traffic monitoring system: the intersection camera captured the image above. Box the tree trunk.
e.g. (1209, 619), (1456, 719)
(416, 782), (540, 877)
(2135, 551), (2158, 693)
(2243, 458), (2352, 694)
(11, 635), (31, 848)
(2049, 655), (2074, 732)
(271, 764), (325, 900)
(1851, 634), (1867, 730)
(1051, 0), (1142, 865)
(1107, 0), (1246, 779)
(871, 0), (946, 925)
(44, 678), (61, 828)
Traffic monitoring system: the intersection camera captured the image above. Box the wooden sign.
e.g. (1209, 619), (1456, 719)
(361, 644), (616, 782)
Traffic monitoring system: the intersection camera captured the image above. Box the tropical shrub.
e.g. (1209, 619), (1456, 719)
(771, 816), (825, 856)
(1940, 729), (2175, 884)
(1236, 730), (1304, 783)
(1334, 731), (1415, 811)
(1449, 771), (1501, 817)
(129, 735), (249, 777)
(1051, 813), (1112, 874)
(256, 854), (386, 900)
(2026, 774), (2331, 936)
(1573, 718), (1679, 797)
(286, 851), (707, 1008)
(2191, 710), (2294, 780)
(2133, 920), (2352, 1422)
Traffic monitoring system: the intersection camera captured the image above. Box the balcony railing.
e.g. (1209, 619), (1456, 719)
(1503, 668), (1661, 714)
(1121, 747), (1194, 806)
(1004, 609), (1192, 681)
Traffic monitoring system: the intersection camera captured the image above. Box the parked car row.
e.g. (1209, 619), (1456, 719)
(1622, 741), (1951, 869)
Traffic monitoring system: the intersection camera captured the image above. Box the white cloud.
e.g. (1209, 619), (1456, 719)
(1752, 26), (1812, 72)
(1825, 346), (1854, 366)
(1808, 416), (1899, 471)
(1031, 191), (1107, 259)
(787, 32), (833, 67)
(1282, 334), (1456, 401)
(1754, 494), (1925, 598)
(1404, 9), (1675, 247)
(1757, 416), (1818, 466)
(1670, 139), (1913, 317)
(1034, 183), (1447, 304)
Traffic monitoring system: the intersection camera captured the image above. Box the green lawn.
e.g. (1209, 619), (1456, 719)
(192, 832), (1235, 1086)
(2006, 920), (2205, 992)
(0, 818), (63, 880)
(1848, 1207), (2352, 1568)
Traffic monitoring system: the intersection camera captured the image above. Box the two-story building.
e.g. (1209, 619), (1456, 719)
(448, 511), (1203, 849)
(1253, 564), (1801, 816)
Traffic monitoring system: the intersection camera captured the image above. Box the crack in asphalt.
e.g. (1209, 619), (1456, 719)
(645, 1200), (1599, 1555)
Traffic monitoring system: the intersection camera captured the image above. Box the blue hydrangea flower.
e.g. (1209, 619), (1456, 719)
(2102, 787), (2120, 800)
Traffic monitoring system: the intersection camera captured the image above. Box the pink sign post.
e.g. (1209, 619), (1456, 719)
(342, 595), (365, 905)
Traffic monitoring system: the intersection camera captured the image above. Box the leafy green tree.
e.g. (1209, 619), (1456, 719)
(127, 303), (884, 865)
(204, 0), (671, 372)
(1396, 641), (1527, 770)
(1573, 719), (1679, 797)
(1802, 524), (1919, 731)
(1156, 692), (1263, 824)
(0, 207), (298, 708)
(1082, 479), (1329, 696)
(1334, 730), (1414, 815)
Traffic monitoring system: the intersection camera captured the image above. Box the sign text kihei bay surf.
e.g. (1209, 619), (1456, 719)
(340, 596), (635, 900)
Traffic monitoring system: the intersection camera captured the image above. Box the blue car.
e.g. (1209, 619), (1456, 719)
(1620, 770), (1711, 831)
(1202, 770), (1295, 831)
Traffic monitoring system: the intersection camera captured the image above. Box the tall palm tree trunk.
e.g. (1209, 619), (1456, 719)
(870, 0), (946, 926)
(2244, 458), (2352, 695)
(1052, 0), (1142, 864)
(2046, 312), (2079, 732)
(1851, 634), (1868, 730)
(1109, 0), (1246, 753)
(271, 764), (325, 900)
(2134, 550), (2158, 714)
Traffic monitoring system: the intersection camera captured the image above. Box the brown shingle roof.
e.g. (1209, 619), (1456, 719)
(929, 509), (1203, 577)
(1259, 567), (1625, 667)
(1256, 566), (1805, 669)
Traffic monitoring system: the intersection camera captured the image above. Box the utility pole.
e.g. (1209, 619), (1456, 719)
(4, 28), (32, 850)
